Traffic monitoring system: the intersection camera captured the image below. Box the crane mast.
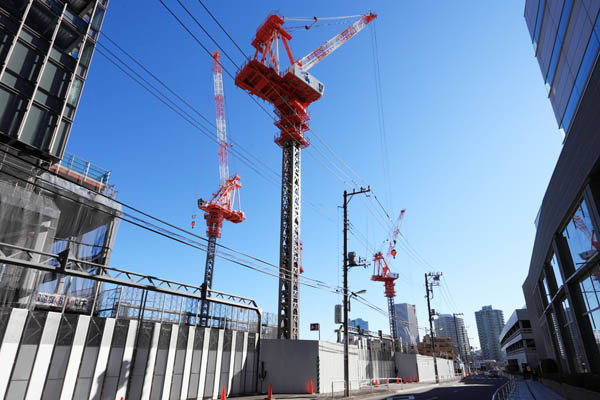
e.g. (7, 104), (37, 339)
(198, 51), (245, 327)
(235, 12), (376, 339)
(371, 210), (405, 343)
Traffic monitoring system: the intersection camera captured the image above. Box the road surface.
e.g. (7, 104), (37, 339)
(387, 377), (507, 400)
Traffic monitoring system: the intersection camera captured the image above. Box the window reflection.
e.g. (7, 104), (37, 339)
(550, 253), (563, 289)
(580, 265), (600, 356)
(563, 199), (598, 271)
(561, 298), (588, 372)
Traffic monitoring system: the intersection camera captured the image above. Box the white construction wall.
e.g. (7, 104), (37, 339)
(395, 353), (456, 383)
(260, 339), (396, 394)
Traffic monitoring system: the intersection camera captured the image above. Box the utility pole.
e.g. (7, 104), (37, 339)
(343, 186), (370, 397)
(452, 312), (465, 369)
(425, 272), (442, 383)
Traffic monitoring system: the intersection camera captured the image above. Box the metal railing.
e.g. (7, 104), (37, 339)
(0, 241), (264, 332)
(492, 375), (516, 400)
(51, 152), (111, 192)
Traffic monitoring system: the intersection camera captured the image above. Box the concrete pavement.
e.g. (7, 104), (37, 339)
(509, 380), (565, 400)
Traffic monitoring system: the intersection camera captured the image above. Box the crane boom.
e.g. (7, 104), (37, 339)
(213, 51), (229, 185)
(295, 12), (377, 71)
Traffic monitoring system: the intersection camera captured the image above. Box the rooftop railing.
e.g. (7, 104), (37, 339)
(51, 152), (111, 193)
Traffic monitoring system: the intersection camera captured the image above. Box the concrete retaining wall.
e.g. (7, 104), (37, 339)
(0, 308), (258, 399)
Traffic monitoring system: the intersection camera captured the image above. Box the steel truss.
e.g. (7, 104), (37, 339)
(277, 140), (301, 339)
(0, 241), (261, 323)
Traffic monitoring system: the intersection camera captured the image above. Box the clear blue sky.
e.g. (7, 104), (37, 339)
(69, 1), (562, 349)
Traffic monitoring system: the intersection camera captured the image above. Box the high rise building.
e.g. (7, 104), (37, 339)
(434, 314), (471, 361)
(394, 303), (419, 353)
(522, 0), (600, 374)
(475, 306), (505, 361)
(349, 318), (369, 331)
(0, 0), (108, 162)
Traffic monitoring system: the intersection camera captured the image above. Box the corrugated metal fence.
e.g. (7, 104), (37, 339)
(0, 308), (258, 400)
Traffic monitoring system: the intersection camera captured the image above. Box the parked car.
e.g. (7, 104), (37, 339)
(488, 370), (499, 378)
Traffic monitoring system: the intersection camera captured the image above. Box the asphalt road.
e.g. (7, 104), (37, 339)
(386, 377), (507, 400)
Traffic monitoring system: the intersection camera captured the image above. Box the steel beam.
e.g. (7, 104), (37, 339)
(277, 140), (301, 339)
(388, 296), (397, 342)
(200, 233), (217, 326)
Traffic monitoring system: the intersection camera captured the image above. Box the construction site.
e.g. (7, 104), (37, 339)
(0, 1), (541, 400)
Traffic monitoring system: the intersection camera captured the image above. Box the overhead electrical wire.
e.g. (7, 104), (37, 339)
(168, 0), (401, 246)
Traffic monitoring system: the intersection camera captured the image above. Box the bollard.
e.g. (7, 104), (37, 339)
(267, 384), (272, 400)
(409, 376), (412, 383)
(403, 377), (406, 384)
(308, 380), (313, 394)
(374, 379), (378, 386)
(396, 377), (400, 384)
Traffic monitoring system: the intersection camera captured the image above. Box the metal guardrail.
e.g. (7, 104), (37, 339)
(492, 374), (516, 400)
(52, 152), (111, 191)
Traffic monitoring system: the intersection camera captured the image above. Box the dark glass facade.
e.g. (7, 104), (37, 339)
(0, 0), (107, 162)
(523, 0), (600, 374)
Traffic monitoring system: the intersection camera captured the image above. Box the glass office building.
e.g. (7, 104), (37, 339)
(523, 0), (600, 374)
(0, 0), (107, 162)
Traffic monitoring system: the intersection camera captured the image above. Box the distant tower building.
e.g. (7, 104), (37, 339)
(349, 318), (369, 331)
(475, 305), (505, 361)
(434, 314), (471, 361)
(394, 303), (419, 353)
(0, 0), (108, 162)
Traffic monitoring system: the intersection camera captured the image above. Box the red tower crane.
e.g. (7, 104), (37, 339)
(197, 51), (245, 326)
(235, 12), (376, 340)
(371, 209), (406, 343)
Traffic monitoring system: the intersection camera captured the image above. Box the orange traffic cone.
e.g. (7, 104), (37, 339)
(221, 387), (226, 400)
(267, 384), (272, 399)
(408, 376), (412, 383)
(374, 379), (378, 386)
(396, 377), (400, 384)
(308, 380), (313, 394)
(386, 378), (389, 385)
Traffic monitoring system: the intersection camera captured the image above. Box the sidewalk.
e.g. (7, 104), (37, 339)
(509, 380), (565, 399)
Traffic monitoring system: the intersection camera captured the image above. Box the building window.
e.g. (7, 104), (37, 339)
(580, 265), (600, 317)
(533, 0), (546, 52)
(546, 0), (573, 87)
(579, 265), (600, 358)
(550, 252), (563, 290)
(540, 274), (552, 306)
(549, 311), (568, 368)
(561, 297), (588, 372)
(560, 11), (600, 135)
(562, 199), (598, 271)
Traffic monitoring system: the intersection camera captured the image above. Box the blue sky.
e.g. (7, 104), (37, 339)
(69, 1), (562, 348)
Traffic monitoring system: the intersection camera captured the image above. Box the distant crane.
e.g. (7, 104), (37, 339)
(235, 12), (377, 340)
(197, 50), (245, 326)
(371, 209), (406, 343)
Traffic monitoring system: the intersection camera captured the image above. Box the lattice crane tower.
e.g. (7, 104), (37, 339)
(235, 12), (377, 339)
(371, 209), (406, 343)
(198, 51), (245, 326)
